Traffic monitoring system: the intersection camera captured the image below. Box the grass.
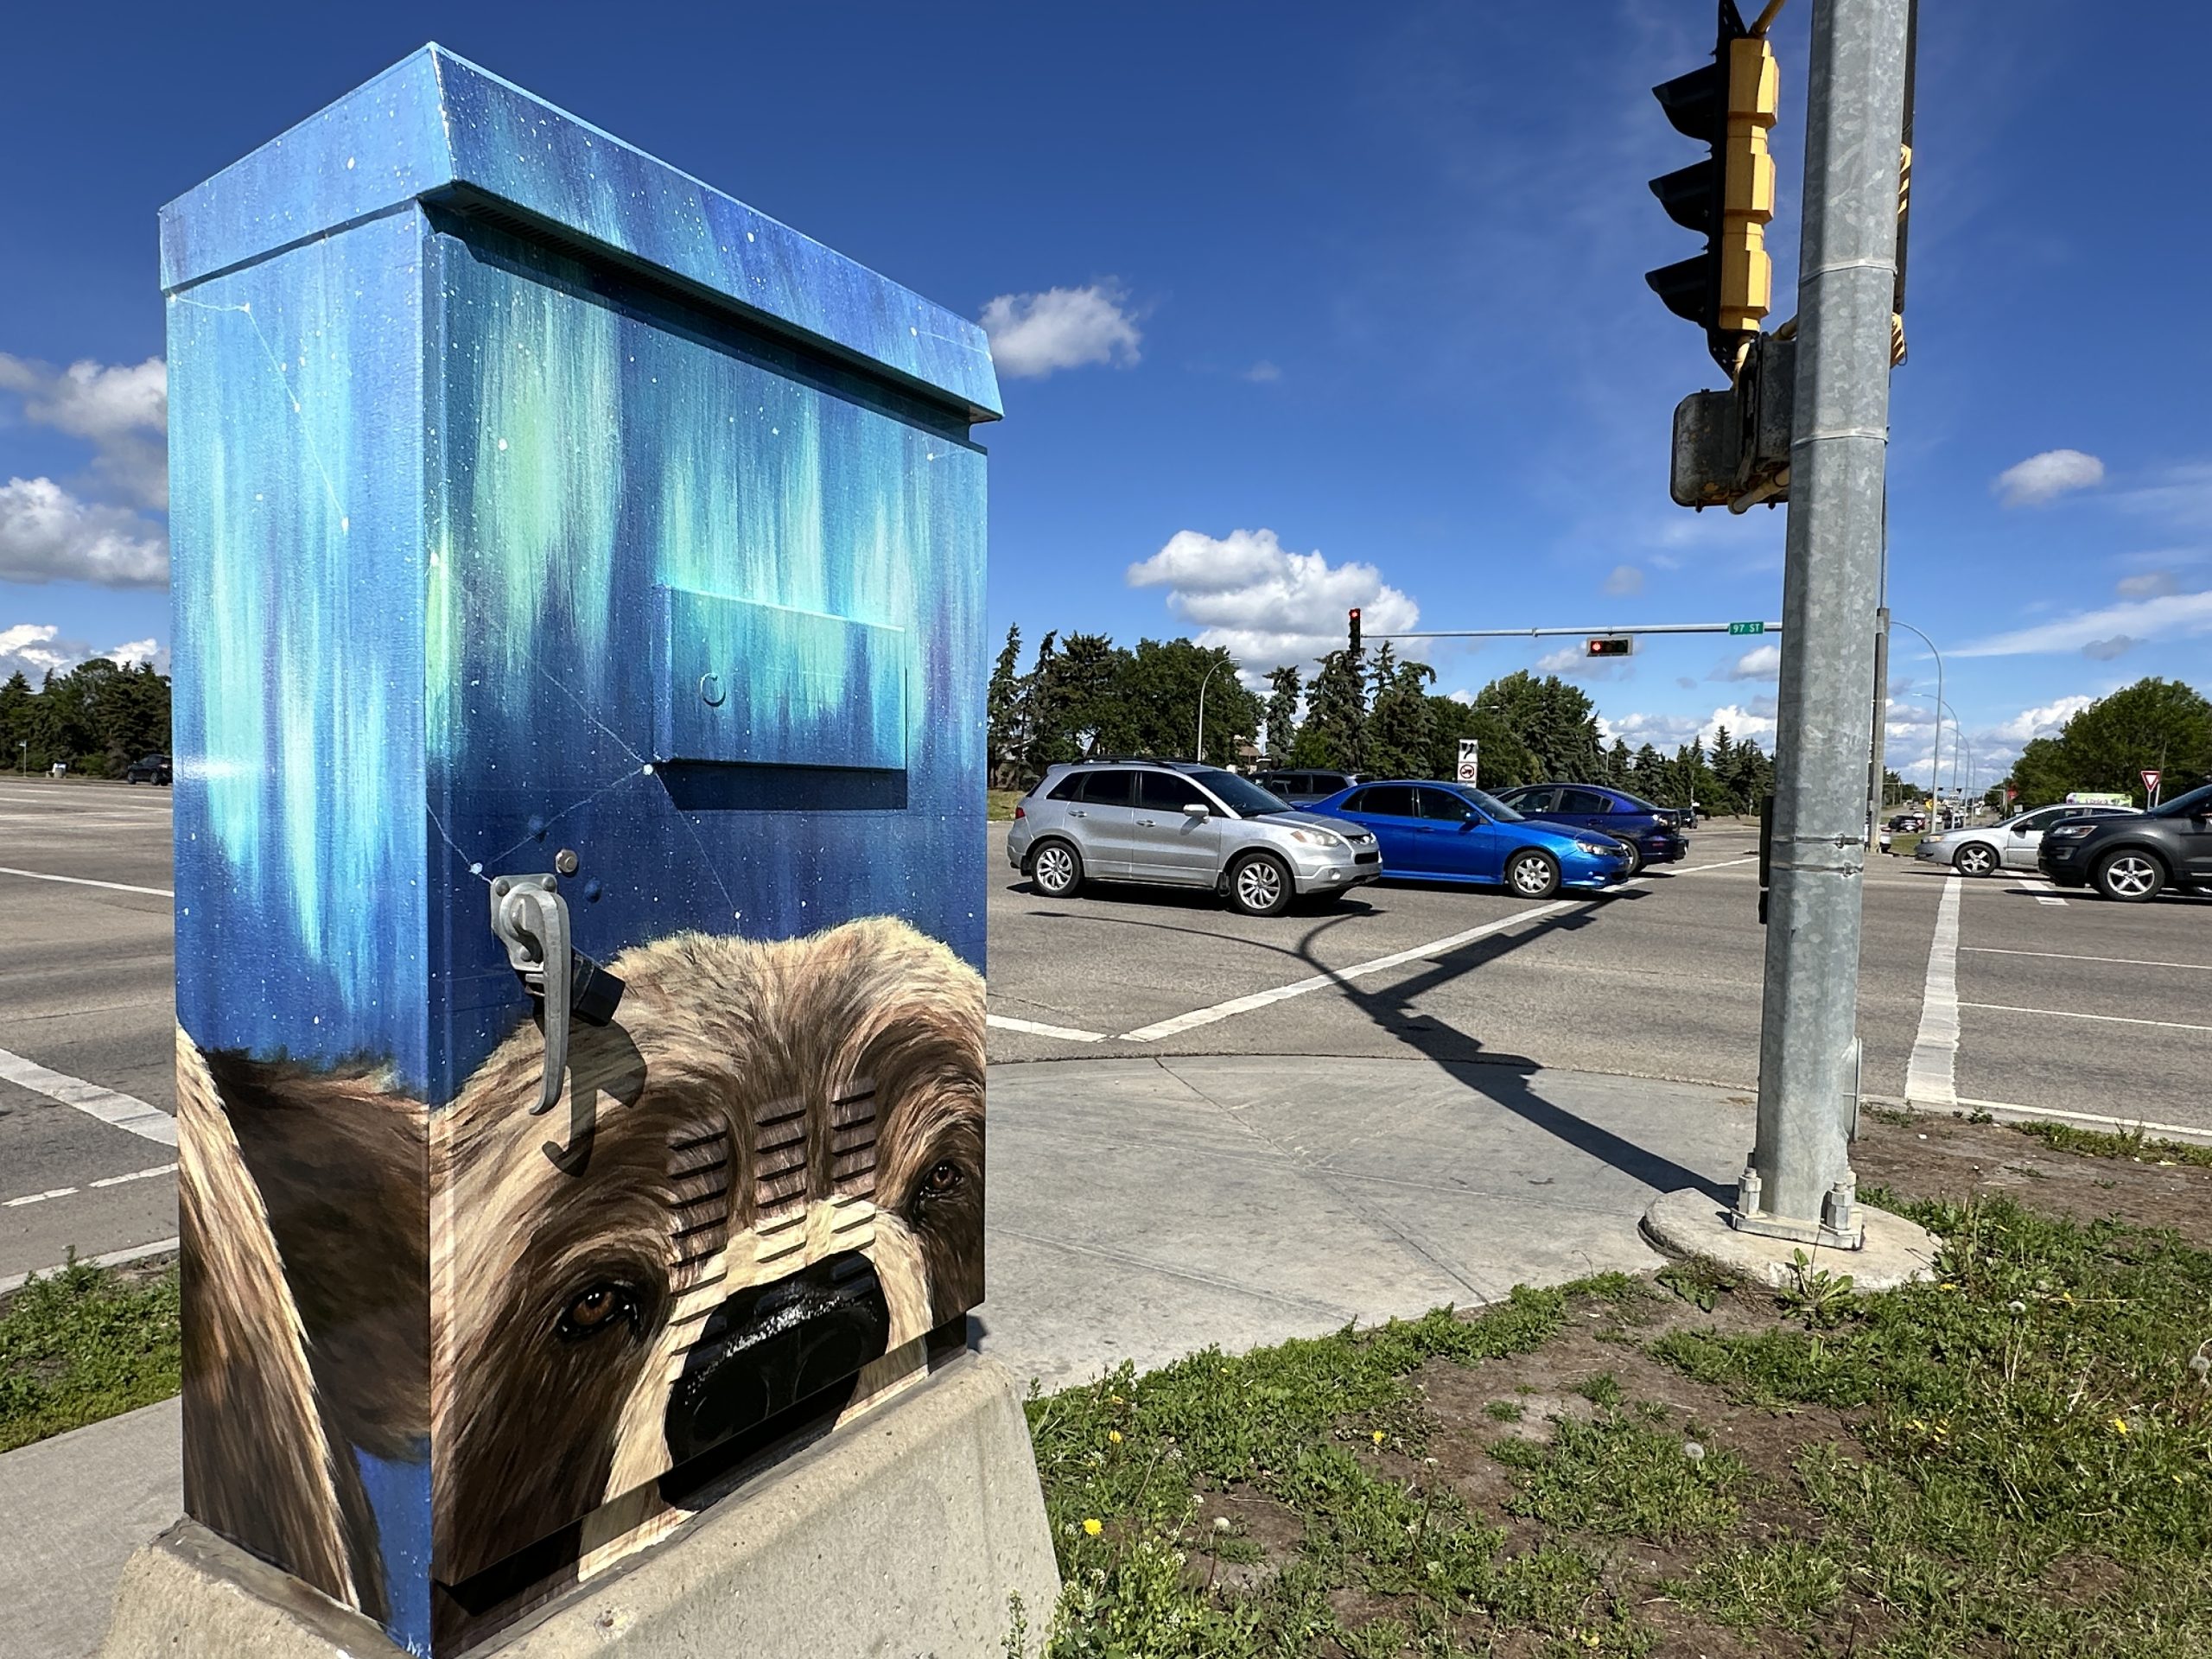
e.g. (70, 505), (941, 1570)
(2011, 1118), (2212, 1169)
(989, 789), (1027, 822)
(1022, 1198), (2212, 1658)
(0, 1255), (181, 1453)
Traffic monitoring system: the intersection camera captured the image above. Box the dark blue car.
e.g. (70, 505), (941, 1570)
(1306, 780), (1633, 898)
(1491, 784), (1687, 875)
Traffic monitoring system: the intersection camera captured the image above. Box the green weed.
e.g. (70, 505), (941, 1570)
(0, 1255), (181, 1453)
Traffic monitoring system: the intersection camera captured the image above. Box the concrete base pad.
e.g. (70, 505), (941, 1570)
(1643, 1188), (1941, 1292)
(99, 1354), (1059, 1658)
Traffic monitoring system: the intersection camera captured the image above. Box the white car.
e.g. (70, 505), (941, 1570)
(1914, 804), (2138, 876)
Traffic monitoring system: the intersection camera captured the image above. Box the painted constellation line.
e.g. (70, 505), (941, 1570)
(172, 294), (350, 534)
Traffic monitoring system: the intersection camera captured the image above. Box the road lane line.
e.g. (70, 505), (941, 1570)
(0, 1047), (177, 1146)
(1118, 901), (1575, 1042)
(1959, 1002), (2212, 1034)
(988, 1014), (1108, 1043)
(3, 1163), (178, 1209)
(1950, 1096), (2212, 1146)
(1961, 946), (2212, 972)
(0, 866), (174, 898)
(1905, 876), (1963, 1107)
(0, 1236), (181, 1297)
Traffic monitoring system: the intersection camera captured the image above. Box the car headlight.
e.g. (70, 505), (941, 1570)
(1573, 839), (1617, 856)
(1287, 828), (1346, 850)
(2047, 824), (2096, 839)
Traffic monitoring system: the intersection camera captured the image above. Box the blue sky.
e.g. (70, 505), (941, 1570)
(3, 1), (2206, 793)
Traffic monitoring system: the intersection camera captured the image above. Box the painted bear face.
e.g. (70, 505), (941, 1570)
(429, 917), (984, 1581)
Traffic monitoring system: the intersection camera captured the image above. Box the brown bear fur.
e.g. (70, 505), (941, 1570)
(178, 916), (983, 1612)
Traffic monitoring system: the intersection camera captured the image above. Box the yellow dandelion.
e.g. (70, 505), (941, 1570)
(1109, 1429), (1123, 1444)
(1082, 1518), (1103, 1536)
(1371, 1430), (1386, 1446)
(2111, 1417), (2129, 1436)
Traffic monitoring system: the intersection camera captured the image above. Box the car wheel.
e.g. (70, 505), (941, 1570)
(1227, 852), (1294, 917)
(1953, 843), (1998, 877)
(1507, 849), (1561, 899)
(1618, 842), (1646, 877)
(1029, 840), (1083, 898)
(2093, 849), (2164, 903)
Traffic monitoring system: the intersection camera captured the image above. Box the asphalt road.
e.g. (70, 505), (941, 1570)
(2, 782), (2206, 1288)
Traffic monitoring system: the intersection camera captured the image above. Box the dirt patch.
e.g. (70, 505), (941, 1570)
(1855, 1111), (2212, 1245)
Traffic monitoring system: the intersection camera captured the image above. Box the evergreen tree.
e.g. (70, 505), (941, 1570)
(1366, 656), (1438, 777)
(1262, 664), (1302, 766)
(1293, 648), (1368, 769)
(985, 625), (1023, 785)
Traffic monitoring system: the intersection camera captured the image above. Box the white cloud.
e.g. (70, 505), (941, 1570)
(1993, 448), (2103, 508)
(0, 477), (169, 588)
(1698, 702), (1776, 746)
(0, 354), (168, 508)
(2081, 634), (2137, 661)
(1985, 695), (2094, 746)
(1602, 563), (1643, 597)
(1536, 643), (1630, 681)
(979, 284), (1141, 378)
(1242, 359), (1283, 384)
(2115, 570), (2177, 599)
(1711, 643), (1781, 682)
(1126, 527), (1418, 671)
(1599, 701), (1777, 753)
(0, 623), (165, 684)
(1956, 588), (2212, 656)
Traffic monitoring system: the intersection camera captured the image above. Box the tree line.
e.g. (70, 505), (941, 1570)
(985, 626), (1779, 812)
(2004, 677), (2211, 807)
(0, 661), (173, 778)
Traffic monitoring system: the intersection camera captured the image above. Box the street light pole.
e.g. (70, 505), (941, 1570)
(1888, 617), (1942, 818)
(1740, 0), (1910, 1251)
(1194, 657), (1233, 766)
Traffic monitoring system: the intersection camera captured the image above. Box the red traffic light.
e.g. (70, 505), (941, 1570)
(1586, 636), (1634, 658)
(1348, 607), (1363, 653)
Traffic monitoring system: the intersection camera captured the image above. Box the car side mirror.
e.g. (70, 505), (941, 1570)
(1182, 801), (1210, 817)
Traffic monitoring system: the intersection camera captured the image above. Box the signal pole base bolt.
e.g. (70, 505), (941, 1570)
(1644, 1187), (1937, 1294)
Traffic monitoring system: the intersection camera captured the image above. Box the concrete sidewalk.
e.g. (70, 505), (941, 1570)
(0, 1053), (1749, 1659)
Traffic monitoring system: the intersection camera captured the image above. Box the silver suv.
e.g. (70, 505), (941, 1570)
(1007, 760), (1380, 916)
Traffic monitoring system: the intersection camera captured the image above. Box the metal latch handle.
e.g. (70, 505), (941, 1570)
(489, 874), (624, 1115)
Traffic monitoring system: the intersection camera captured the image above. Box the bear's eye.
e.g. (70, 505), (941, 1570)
(557, 1282), (639, 1341)
(919, 1160), (965, 1200)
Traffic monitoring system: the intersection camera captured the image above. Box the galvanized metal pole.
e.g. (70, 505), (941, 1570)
(1867, 605), (1891, 830)
(1738, 0), (1910, 1248)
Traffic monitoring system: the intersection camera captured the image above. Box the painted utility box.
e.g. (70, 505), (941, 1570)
(162, 48), (998, 1655)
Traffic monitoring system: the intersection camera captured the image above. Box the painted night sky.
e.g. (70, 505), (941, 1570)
(165, 45), (996, 1104)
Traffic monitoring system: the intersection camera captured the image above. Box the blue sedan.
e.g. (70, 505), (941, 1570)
(1490, 784), (1688, 875)
(1306, 780), (1634, 898)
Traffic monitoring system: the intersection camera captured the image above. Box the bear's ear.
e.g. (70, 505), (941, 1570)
(178, 1033), (385, 1621)
(200, 1049), (430, 1461)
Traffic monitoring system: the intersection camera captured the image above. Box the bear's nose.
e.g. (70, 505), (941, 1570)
(660, 1249), (888, 1471)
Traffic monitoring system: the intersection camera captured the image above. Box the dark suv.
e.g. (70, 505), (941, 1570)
(2037, 781), (2212, 901)
(1253, 768), (1363, 804)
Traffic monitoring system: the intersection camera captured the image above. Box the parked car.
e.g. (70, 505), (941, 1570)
(1916, 802), (2138, 877)
(1007, 760), (1380, 916)
(2037, 781), (2212, 902)
(1888, 811), (1927, 834)
(1489, 784), (1687, 876)
(1306, 779), (1633, 899)
(1252, 767), (1364, 804)
(124, 753), (172, 785)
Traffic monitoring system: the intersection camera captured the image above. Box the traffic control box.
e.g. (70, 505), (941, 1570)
(161, 48), (998, 1654)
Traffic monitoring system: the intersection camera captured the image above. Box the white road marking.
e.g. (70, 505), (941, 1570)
(1960, 1002), (2212, 1035)
(0, 1047), (177, 1146)
(1118, 901), (1576, 1042)
(988, 1014), (1108, 1043)
(3, 1163), (176, 1208)
(1904, 875), (1963, 1108)
(0, 865), (174, 898)
(1961, 946), (2212, 973)
(0, 1236), (180, 1297)
(1950, 1096), (2212, 1146)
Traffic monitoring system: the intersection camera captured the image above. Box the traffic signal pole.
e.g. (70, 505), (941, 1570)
(1737, 0), (1910, 1249)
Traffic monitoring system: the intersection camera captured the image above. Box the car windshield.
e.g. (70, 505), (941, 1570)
(1446, 785), (1523, 822)
(1190, 768), (1293, 817)
(2152, 781), (2212, 818)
